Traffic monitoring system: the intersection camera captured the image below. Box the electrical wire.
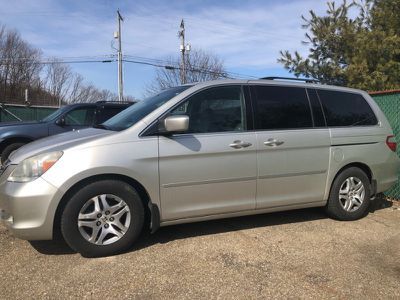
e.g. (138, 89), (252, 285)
(0, 55), (259, 79)
(122, 59), (232, 78)
(0, 59), (115, 65)
(123, 54), (259, 79)
(0, 54), (114, 61)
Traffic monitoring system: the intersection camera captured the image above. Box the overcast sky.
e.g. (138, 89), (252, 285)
(0, 0), (330, 98)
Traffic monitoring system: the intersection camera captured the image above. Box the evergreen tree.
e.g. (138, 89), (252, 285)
(279, 0), (400, 91)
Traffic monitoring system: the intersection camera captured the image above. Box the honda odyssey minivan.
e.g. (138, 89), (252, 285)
(0, 79), (399, 257)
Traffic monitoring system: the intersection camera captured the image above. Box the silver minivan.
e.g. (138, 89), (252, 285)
(0, 79), (399, 257)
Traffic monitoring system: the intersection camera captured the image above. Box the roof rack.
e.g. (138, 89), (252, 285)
(260, 76), (320, 84)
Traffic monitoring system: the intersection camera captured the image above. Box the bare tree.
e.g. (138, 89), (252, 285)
(43, 59), (136, 105)
(0, 24), (136, 106)
(43, 59), (73, 105)
(66, 81), (130, 104)
(146, 49), (226, 95)
(67, 74), (93, 104)
(0, 25), (43, 102)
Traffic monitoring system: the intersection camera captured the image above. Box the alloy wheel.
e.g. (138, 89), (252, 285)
(338, 177), (365, 212)
(77, 194), (131, 245)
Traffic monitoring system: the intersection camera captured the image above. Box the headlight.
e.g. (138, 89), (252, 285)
(8, 151), (63, 182)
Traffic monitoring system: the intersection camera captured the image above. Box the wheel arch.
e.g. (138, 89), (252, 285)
(326, 162), (374, 201)
(0, 136), (33, 154)
(334, 162), (373, 183)
(53, 173), (159, 239)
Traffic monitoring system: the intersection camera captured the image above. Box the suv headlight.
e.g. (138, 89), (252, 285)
(8, 151), (63, 182)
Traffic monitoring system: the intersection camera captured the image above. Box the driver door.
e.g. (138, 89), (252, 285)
(158, 85), (257, 221)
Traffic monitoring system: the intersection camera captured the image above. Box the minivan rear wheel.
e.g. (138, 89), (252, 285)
(325, 167), (371, 220)
(61, 180), (144, 257)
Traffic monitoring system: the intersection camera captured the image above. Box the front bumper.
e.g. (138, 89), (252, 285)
(0, 165), (58, 240)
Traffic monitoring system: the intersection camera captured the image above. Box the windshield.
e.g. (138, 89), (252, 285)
(41, 106), (69, 122)
(103, 85), (192, 131)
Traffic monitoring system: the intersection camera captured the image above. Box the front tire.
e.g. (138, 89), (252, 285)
(61, 180), (144, 257)
(325, 167), (371, 221)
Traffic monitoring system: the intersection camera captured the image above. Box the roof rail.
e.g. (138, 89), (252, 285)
(260, 76), (319, 84)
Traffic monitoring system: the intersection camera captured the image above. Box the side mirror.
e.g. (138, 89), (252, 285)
(163, 115), (189, 133)
(56, 117), (65, 126)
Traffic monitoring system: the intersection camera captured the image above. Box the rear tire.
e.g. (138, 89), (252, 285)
(325, 167), (371, 221)
(1, 142), (25, 164)
(61, 180), (144, 257)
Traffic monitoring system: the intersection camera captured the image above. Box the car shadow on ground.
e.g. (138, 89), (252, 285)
(29, 196), (393, 256)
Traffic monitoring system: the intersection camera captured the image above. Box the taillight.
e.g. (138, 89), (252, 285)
(386, 135), (397, 152)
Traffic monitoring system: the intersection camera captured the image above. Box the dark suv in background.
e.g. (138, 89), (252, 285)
(0, 101), (133, 163)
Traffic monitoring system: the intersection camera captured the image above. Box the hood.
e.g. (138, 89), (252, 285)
(0, 121), (40, 127)
(9, 128), (114, 164)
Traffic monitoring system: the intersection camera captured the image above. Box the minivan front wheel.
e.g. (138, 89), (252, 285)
(61, 180), (144, 257)
(325, 167), (371, 220)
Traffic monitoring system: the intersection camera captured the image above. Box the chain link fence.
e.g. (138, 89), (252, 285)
(371, 91), (400, 199)
(0, 104), (57, 122)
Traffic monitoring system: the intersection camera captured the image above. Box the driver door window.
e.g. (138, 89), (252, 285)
(170, 86), (246, 133)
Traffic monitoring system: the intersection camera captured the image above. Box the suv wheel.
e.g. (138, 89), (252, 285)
(325, 167), (371, 220)
(1, 142), (26, 164)
(61, 180), (144, 257)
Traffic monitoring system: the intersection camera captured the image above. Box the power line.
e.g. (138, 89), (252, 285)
(0, 55), (115, 64)
(122, 59), (231, 78)
(0, 55), (259, 79)
(0, 59), (115, 65)
(123, 54), (259, 79)
(0, 58), (231, 77)
(124, 55), (169, 64)
(123, 59), (249, 79)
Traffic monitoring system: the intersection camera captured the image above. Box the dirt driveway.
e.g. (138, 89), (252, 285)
(0, 199), (399, 299)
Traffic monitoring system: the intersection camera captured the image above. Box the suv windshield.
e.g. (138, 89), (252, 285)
(41, 106), (70, 122)
(103, 85), (192, 131)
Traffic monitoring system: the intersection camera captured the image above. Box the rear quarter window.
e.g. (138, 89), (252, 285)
(317, 90), (377, 127)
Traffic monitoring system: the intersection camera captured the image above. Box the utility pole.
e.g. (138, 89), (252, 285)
(178, 19), (186, 84)
(116, 9), (124, 102)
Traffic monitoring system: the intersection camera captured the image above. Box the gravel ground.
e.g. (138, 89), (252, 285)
(0, 198), (399, 299)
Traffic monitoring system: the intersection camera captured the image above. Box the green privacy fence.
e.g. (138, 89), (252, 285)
(371, 91), (400, 199)
(0, 104), (57, 122)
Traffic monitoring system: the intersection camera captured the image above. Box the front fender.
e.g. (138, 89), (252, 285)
(41, 140), (160, 225)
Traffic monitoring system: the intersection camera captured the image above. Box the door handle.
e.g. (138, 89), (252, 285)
(264, 138), (284, 146)
(240, 142), (252, 148)
(229, 140), (252, 149)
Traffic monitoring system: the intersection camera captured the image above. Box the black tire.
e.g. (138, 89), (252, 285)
(1, 142), (25, 164)
(325, 167), (371, 221)
(61, 180), (144, 257)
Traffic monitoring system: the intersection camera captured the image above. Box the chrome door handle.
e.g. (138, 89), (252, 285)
(241, 142), (252, 148)
(264, 138), (284, 146)
(229, 140), (252, 149)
